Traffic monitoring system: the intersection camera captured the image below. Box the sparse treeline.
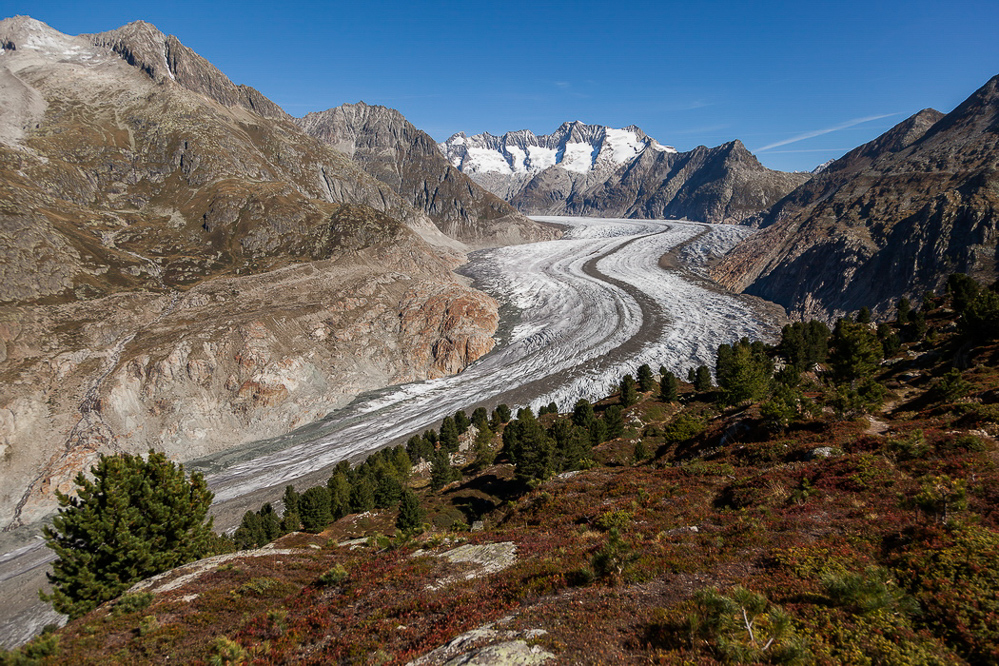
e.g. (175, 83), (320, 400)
(235, 272), (999, 544)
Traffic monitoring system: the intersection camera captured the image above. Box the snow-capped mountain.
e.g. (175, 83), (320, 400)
(440, 122), (676, 200)
(441, 122), (809, 225)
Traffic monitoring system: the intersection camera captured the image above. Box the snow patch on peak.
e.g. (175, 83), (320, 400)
(560, 142), (598, 173)
(603, 127), (647, 164)
(527, 145), (557, 170)
(465, 147), (513, 175)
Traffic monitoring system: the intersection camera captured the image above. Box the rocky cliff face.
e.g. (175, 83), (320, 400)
(0, 17), (500, 527)
(553, 140), (810, 224)
(713, 74), (999, 320)
(441, 124), (807, 224)
(296, 103), (554, 248)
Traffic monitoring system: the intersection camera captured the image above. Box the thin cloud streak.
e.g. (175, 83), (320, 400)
(755, 113), (898, 152)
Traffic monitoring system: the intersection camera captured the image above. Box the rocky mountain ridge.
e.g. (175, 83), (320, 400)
(442, 123), (809, 224)
(0, 16), (528, 528)
(713, 73), (999, 320)
(297, 102), (551, 248)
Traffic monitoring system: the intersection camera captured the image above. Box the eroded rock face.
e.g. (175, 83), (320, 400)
(713, 75), (999, 320)
(296, 103), (556, 248)
(0, 18), (502, 527)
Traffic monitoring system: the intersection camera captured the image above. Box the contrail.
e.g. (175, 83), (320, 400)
(756, 113), (898, 152)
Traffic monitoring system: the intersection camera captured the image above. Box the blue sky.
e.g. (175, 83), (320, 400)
(8, 0), (998, 171)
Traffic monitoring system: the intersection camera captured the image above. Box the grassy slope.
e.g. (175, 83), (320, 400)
(8, 298), (999, 665)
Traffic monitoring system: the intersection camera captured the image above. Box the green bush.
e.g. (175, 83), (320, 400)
(663, 413), (705, 444)
(688, 586), (810, 664)
(820, 566), (915, 615)
(892, 525), (999, 664)
(932, 368), (972, 402)
(590, 527), (637, 583)
(112, 591), (154, 617)
(318, 564), (350, 587)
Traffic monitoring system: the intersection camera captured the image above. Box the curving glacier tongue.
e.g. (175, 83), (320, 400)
(199, 217), (779, 507)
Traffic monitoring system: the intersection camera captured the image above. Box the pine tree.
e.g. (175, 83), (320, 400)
(694, 365), (712, 392)
(471, 407), (489, 431)
(41, 451), (214, 619)
(396, 489), (425, 533)
(299, 486), (332, 533)
(328, 472), (352, 520)
(234, 511), (264, 549)
(349, 476), (376, 512)
(717, 339), (772, 406)
(572, 399), (595, 429)
(453, 410), (470, 434)
(282, 485), (300, 518)
(512, 415), (555, 482)
(471, 425), (497, 470)
(896, 296), (912, 324)
(637, 364), (655, 392)
(620, 374), (638, 407)
(439, 416), (460, 452)
(829, 319), (883, 384)
(429, 448), (458, 491)
(605, 405), (625, 439)
(660, 370), (679, 402)
(389, 445), (412, 479)
(258, 503), (281, 543)
(374, 473), (403, 508)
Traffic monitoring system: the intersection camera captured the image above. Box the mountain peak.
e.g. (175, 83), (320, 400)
(84, 21), (288, 120)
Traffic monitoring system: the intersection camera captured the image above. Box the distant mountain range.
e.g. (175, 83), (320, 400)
(714, 74), (999, 319)
(441, 123), (810, 224)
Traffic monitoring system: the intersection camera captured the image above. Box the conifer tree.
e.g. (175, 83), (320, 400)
(429, 448), (458, 491)
(406, 435), (431, 463)
(396, 489), (425, 533)
(572, 399), (595, 429)
(453, 410), (470, 434)
(349, 476), (376, 512)
(604, 405), (625, 439)
(694, 365), (712, 392)
(660, 370), (679, 402)
(590, 418), (608, 445)
(471, 425), (497, 470)
(511, 415), (555, 482)
(637, 364), (655, 392)
(282, 485), (300, 517)
(257, 503), (281, 543)
(620, 374), (638, 407)
(374, 473), (403, 508)
(716, 339), (772, 406)
(440, 416), (460, 452)
(328, 472), (352, 520)
(829, 318), (883, 384)
(471, 407), (489, 430)
(299, 486), (332, 532)
(41, 451), (214, 619)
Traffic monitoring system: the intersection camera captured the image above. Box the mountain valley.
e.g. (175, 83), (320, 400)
(0, 11), (998, 664)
